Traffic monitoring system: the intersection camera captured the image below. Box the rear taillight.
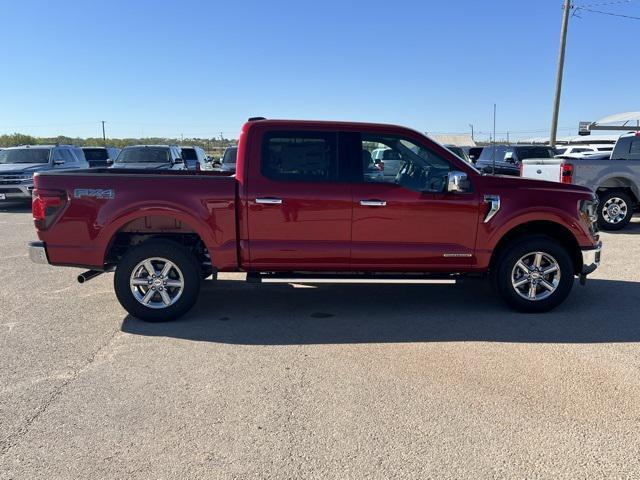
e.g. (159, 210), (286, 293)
(560, 163), (573, 184)
(32, 189), (66, 230)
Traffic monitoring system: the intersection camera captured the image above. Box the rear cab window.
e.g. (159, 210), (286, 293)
(261, 132), (338, 182)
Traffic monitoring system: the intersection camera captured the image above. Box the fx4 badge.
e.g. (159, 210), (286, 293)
(74, 188), (115, 199)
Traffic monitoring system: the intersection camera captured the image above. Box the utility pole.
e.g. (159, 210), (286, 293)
(469, 124), (474, 142)
(550, 0), (571, 148)
(101, 120), (106, 144)
(492, 104), (496, 174)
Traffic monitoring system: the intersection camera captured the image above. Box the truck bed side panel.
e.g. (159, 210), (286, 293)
(34, 172), (238, 270)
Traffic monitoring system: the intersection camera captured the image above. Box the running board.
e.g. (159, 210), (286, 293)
(246, 272), (464, 284)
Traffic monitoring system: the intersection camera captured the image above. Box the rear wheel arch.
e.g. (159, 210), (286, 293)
(489, 220), (582, 275)
(597, 178), (639, 203)
(103, 214), (212, 275)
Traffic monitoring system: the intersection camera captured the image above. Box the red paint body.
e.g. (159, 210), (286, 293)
(33, 119), (599, 273)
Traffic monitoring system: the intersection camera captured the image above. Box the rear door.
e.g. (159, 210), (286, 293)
(245, 129), (352, 270)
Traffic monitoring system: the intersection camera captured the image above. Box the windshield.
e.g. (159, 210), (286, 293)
(222, 147), (237, 164)
(82, 148), (109, 161)
(116, 147), (171, 163)
(0, 149), (50, 164)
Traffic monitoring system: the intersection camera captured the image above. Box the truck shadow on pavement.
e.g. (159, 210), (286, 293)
(606, 217), (640, 235)
(0, 201), (32, 213)
(121, 278), (640, 345)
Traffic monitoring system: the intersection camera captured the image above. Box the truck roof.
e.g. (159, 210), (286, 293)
(242, 119), (432, 142)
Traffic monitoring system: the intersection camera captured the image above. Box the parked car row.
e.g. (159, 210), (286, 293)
(0, 143), (235, 201)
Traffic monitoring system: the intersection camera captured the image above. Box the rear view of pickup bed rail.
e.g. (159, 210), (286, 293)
(29, 118), (602, 321)
(521, 132), (640, 230)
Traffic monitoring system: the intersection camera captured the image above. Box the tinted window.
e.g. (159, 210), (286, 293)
(0, 149), (50, 164)
(83, 148), (109, 161)
(629, 140), (640, 154)
(262, 132), (337, 181)
(222, 147), (237, 164)
(515, 146), (555, 160)
(117, 147), (171, 163)
(181, 148), (197, 160)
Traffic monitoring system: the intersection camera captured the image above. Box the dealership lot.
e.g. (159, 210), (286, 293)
(1, 202), (640, 479)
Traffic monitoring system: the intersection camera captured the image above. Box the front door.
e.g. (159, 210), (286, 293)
(245, 130), (352, 270)
(349, 132), (481, 270)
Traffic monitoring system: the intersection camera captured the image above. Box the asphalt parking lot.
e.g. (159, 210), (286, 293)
(1, 202), (640, 479)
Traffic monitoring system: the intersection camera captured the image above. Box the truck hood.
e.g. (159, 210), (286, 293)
(480, 173), (593, 196)
(111, 163), (175, 170)
(0, 163), (52, 173)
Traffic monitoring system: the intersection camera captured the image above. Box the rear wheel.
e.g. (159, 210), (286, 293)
(597, 190), (634, 231)
(114, 239), (201, 322)
(493, 236), (574, 313)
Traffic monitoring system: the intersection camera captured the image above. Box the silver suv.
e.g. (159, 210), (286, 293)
(0, 145), (89, 201)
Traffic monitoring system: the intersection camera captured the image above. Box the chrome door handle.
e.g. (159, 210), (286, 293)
(360, 199), (387, 207)
(255, 197), (283, 205)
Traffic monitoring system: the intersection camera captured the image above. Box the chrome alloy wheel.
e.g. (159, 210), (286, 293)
(129, 257), (184, 309)
(602, 197), (628, 225)
(511, 251), (561, 301)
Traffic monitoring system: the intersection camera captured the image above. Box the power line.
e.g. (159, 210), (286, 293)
(574, 0), (632, 8)
(575, 6), (640, 19)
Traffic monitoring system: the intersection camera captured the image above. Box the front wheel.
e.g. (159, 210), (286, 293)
(114, 239), (201, 322)
(493, 236), (574, 313)
(597, 190), (634, 231)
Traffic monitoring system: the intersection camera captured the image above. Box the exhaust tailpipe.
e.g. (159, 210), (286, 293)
(77, 270), (104, 284)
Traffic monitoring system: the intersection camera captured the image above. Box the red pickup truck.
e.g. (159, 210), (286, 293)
(28, 118), (602, 321)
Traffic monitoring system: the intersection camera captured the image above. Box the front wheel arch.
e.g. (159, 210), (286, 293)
(489, 220), (583, 276)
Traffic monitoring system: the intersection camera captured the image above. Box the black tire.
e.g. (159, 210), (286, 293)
(114, 239), (201, 322)
(493, 235), (574, 313)
(597, 190), (634, 231)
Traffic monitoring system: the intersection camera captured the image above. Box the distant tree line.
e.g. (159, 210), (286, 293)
(0, 133), (236, 156)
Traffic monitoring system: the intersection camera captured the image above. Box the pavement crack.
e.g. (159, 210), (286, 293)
(0, 327), (121, 457)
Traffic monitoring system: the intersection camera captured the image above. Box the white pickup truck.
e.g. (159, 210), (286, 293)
(521, 132), (640, 230)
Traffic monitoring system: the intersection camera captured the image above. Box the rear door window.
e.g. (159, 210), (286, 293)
(262, 132), (338, 182)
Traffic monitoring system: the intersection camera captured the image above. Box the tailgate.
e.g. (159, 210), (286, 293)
(521, 158), (564, 182)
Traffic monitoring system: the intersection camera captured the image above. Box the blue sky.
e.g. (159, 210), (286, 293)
(1, 0), (638, 140)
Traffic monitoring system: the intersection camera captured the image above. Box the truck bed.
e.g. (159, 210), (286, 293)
(33, 168), (239, 270)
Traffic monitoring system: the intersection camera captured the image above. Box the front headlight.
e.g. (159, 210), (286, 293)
(579, 198), (598, 234)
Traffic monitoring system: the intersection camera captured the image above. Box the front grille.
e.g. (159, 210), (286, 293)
(0, 175), (28, 185)
(0, 187), (23, 193)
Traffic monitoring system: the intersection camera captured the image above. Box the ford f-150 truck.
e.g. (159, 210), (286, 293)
(521, 132), (640, 230)
(28, 118), (602, 321)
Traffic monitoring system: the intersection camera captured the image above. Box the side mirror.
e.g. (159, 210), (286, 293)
(504, 152), (516, 164)
(53, 160), (65, 165)
(106, 159), (114, 165)
(174, 157), (184, 164)
(447, 171), (470, 193)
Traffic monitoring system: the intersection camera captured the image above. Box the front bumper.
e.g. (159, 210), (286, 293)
(0, 183), (34, 199)
(581, 241), (602, 275)
(28, 241), (49, 265)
